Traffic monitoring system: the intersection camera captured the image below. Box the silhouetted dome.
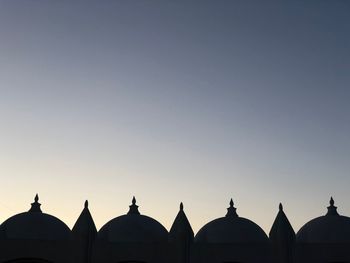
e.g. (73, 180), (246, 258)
(195, 199), (268, 243)
(0, 195), (71, 240)
(297, 197), (350, 243)
(98, 197), (168, 243)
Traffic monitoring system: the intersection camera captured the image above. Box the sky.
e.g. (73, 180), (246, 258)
(0, 1), (349, 234)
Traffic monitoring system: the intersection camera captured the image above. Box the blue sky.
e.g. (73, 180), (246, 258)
(0, 1), (349, 233)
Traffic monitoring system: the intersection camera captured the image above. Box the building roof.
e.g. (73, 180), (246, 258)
(97, 197), (168, 243)
(169, 202), (194, 242)
(0, 194), (71, 240)
(296, 197), (350, 243)
(269, 203), (295, 243)
(195, 199), (268, 243)
(72, 200), (97, 240)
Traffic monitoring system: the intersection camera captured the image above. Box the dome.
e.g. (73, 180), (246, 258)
(98, 197), (168, 243)
(195, 199), (268, 243)
(0, 195), (71, 240)
(297, 197), (350, 243)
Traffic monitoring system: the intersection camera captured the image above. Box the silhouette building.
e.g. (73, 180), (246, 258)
(0, 195), (349, 263)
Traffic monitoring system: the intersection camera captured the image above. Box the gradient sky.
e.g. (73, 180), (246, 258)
(0, 1), (349, 234)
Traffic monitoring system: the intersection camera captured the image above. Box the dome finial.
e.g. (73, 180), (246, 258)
(84, 200), (88, 208)
(279, 203), (283, 211)
(29, 193), (42, 213)
(226, 198), (238, 217)
(180, 202), (184, 211)
(326, 196), (339, 216)
(230, 198), (234, 207)
(128, 196), (140, 215)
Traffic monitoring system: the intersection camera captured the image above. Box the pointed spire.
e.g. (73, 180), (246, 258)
(29, 193), (42, 213)
(226, 198), (238, 217)
(269, 203), (295, 243)
(169, 202), (194, 242)
(326, 196), (339, 216)
(84, 200), (88, 209)
(127, 196), (140, 215)
(72, 200), (97, 242)
(269, 203), (295, 263)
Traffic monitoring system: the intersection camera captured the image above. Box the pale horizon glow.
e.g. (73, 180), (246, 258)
(0, 1), (349, 235)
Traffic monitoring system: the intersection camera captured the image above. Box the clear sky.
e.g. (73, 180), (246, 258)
(0, 1), (349, 234)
